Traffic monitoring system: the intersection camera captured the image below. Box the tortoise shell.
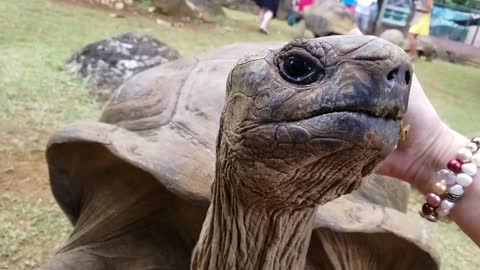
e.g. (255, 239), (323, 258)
(42, 38), (438, 269)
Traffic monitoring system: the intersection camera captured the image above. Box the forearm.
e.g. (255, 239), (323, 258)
(413, 125), (468, 194)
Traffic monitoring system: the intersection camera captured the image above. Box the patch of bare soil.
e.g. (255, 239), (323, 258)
(1, 150), (53, 204)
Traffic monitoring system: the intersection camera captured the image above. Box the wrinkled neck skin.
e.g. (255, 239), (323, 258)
(191, 173), (316, 270)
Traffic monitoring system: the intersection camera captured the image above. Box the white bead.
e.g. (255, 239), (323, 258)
(437, 208), (450, 217)
(461, 163), (478, 176)
(456, 173), (473, 187)
(466, 142), (478, 153)
(440, 199), (455, 210)
(449, 184), (464, 196)
(472, 154), (480, 167)
(437, 169), (457, 185)
(457, 148), (473, 163)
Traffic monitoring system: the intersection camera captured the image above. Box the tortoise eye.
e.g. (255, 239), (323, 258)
(279, 54), (323, 85)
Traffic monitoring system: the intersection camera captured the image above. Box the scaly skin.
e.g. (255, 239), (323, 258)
(192, 36), (412, 270)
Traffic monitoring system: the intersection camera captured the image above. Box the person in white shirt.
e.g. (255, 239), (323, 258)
(355, 0), (378, 34)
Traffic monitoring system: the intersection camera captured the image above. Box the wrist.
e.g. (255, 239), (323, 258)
(418, 135), (480, 244)
(413, 123), (469, 194)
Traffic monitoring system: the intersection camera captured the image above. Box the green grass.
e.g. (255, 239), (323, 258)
(0, 0), (479, 269)
(0, 194), (70, 270)
(0, 0), (295, 152)
(415, 60), (480, 133)
(408, 190), (480, 270)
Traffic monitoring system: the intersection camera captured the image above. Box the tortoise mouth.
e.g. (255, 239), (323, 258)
(284, 102), (404, 124)
(290, 110), (401, 150)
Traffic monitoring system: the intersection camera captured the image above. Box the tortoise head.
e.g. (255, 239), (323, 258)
(218, 35), (412, 208)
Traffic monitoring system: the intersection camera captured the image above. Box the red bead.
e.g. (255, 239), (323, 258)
(422, 203), (435, 215)
(447, 159), (462, 173)
(426, 193), (441, 207)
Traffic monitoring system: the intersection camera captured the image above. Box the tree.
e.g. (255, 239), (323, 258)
(451, 0), (467, 6)
(466, 0), (480, 9)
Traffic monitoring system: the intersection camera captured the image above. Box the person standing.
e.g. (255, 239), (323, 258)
(342, 0), (357, 13)
(355, 0), (378, 34)
(408, 0), (433, 60)
(297, 0), (314, 12)
(254, 0), (281, 34)
(289, 0), (315, 38)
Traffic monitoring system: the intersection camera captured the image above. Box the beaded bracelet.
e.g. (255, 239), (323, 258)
(420, 137), (480, 222)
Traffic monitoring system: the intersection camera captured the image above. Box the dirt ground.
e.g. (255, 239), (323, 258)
(1, 151), (52, 204)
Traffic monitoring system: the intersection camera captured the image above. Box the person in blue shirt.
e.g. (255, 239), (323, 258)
(342, 0), (356, 12)
(355, 0), (378, 34)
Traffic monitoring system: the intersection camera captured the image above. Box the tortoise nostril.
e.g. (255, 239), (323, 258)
(405, 70), (411, 85)
(387, 68), (398, 81)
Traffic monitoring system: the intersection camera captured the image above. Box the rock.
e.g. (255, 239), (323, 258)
(64, 32), (181, 101)
(113, 2), (125, 10)
(110, 13), (125, 18)
(156, 18), (170, 26)
(152, 0), (225, 21)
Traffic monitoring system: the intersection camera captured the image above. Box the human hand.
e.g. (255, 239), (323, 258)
(375, 75), (468, 193)
(342, 28), (468, 192)
(377, 76), (480, 247)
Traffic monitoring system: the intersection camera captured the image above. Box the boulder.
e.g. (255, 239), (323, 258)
(64, 32), (181, 101)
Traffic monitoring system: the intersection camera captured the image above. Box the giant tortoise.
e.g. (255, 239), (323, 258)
(302, 0), (357, 37)
(379, 29), (438, 61)
(41, 36), (438, 269)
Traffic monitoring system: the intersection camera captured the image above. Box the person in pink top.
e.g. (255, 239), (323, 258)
(298, 0), (314, 12)
(290, 0), (315, 38)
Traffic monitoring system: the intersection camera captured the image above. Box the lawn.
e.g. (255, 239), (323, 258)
(0, 0), (479, 269)
(414, 61), (480, 134)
